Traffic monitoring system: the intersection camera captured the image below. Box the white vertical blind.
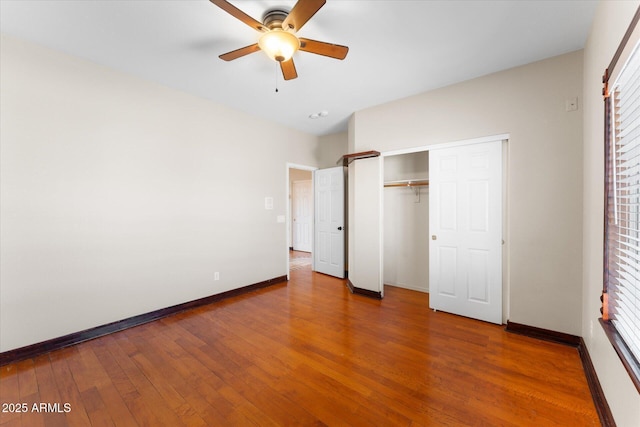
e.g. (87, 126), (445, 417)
(609, 40), (640, 364)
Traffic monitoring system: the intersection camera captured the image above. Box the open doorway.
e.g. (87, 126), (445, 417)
(287, 164), (316, 276)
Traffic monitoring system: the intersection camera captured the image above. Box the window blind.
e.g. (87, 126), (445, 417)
(605, 38), (640, 370)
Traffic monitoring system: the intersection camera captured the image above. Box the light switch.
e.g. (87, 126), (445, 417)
(276, 215), (285, 223)
(265, 197), (274, 210)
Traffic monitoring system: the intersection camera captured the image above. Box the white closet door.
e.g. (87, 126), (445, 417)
(429, 140), (502, 324)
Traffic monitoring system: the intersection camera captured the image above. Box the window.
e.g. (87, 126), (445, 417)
(602, 6), (640, 393)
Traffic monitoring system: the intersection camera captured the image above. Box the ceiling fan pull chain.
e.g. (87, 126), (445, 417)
(275, 62), (279, 93)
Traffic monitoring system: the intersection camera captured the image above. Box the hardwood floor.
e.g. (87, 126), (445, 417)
(0, 268), (599, 426)
(289, 250), (311, 259)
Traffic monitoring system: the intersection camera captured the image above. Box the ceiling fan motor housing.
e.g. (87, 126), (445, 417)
(262, 9), (290, 30)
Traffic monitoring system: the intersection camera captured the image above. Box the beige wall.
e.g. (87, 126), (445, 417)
(317, 131), (348, 168)
(350, 50), (584, 333)
(0, 35), (321, 352)
(289, 169), (313, 182)
(582, 1), (640, 425)
(348, 157), (383, 294)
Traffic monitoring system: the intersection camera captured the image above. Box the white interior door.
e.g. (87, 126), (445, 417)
(292, 180), (312, 252)
(314, 167), (345, 278)
(429, 140), (502, 324)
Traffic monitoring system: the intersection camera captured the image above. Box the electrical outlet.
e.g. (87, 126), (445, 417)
(214, 272), (220, 281)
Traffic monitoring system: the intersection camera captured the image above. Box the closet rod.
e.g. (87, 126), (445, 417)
(383, 180), (429, 188)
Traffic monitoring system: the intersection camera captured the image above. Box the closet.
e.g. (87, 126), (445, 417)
(383, 151), (430, 293)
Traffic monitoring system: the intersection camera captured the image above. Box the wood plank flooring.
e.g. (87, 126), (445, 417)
(0, 267), (599, 426)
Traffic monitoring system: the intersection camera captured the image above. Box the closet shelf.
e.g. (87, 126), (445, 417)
(337, 150), (381, 166)
(384, 179), (429, 188)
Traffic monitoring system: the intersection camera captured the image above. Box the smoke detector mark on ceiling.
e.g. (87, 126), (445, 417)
(309, 110), (329, 119)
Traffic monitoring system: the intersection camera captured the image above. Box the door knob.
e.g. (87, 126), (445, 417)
(338, 226), (343, 231)
(432, 235), (437, 240)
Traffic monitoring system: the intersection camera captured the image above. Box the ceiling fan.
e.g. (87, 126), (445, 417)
(210, 0), (349, 81)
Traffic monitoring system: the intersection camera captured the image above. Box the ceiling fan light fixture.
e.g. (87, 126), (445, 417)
(258, 30), (300, 62)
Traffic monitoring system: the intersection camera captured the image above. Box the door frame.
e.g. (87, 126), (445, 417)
(380, 133), (510, 322)
(286, 163), (317, 279)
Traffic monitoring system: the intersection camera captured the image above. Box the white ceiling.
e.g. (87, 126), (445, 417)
(0, 0), (598, 136)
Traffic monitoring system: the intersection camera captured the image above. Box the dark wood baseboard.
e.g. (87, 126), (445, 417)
(505, 321), (581, 347)
(505, 321), (615, 426)
(0, 275), (287, 367)
(346, 279), (382, 299)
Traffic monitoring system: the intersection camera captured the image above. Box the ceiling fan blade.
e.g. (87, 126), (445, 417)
(209, 0), (268, 32)
(280, 58), (298, 80)
(282, 0), (326, 33)
(299, 38), (348, 60)
(219, 44), (261, 61)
